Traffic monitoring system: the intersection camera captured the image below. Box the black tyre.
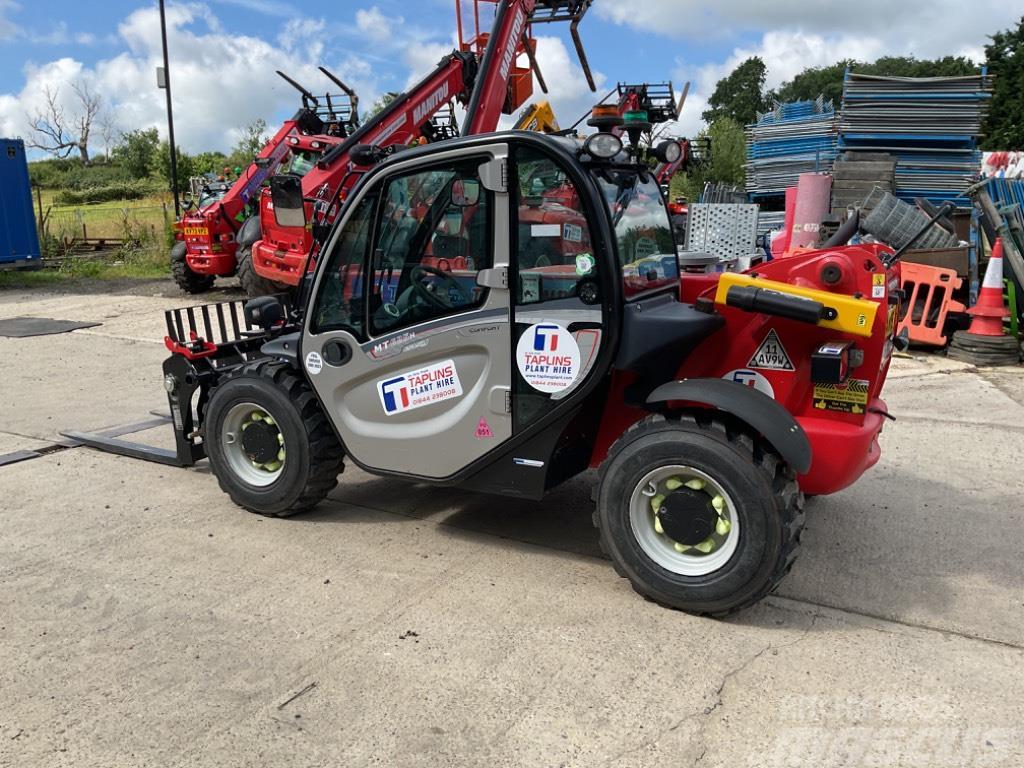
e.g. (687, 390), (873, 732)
(237, 244), (286, 298)
(594, 414), (803, 616)
(205, 361), (344, 517)
(171, 241), (215, 294)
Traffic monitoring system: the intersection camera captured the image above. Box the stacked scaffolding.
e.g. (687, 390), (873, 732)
(745, 98), (839, 199)
(839, 73), (993, 207)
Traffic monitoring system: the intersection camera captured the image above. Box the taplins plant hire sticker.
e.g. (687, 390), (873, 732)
(305, 351), (324, 375)
(517, 323), (581, 393)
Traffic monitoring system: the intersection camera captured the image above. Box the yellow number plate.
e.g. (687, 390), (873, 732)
(183, 226), (208, 236)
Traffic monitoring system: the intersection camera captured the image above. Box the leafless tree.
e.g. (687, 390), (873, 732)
(27, 81), (102, 164)
(98, 112), (117, 163)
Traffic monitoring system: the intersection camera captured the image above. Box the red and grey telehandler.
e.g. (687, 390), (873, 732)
(243, 0), (597, 295)
(171, 68), (360, 293)
(66, 104), (952, 614)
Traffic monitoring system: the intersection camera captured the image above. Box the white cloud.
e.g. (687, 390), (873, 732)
(355, 6), (397, 44)
(0, 0), (20, 41)
(596, 0), (1013, 62)
(0, 4), (383, 154)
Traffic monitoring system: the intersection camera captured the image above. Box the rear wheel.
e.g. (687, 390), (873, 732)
(205, 361), (344, 516)
(594, 414), (803, 616)
(237, 244), (287, 298)
(171, 241), (215, 294)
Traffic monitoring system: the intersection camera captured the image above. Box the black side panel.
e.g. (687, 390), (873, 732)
(646, 378), (813, 474)
(615, 292), (724, 382)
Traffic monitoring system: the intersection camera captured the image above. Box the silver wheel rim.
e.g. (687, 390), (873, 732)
(221, 402), (286, 487)
(628, 465), (740, 576)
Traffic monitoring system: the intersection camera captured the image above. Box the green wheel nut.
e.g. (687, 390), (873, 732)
(665, 476), (684, 490)
(685, 478), (706, 491)
(650, 493), (665, 514)
(695, 537), (716, 554)
(716, 517), (731, 536)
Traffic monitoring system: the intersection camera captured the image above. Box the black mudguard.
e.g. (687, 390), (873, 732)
(647, 378), (812, 474)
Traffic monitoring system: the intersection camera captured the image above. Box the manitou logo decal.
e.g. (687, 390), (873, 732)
(377, 359), (463, 416)
(516, 323), (581, 394)
(499, 8), (527, 82)
(413, 83), (450, 124)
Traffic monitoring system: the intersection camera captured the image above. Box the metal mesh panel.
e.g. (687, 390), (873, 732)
(685, 204), (760, 261)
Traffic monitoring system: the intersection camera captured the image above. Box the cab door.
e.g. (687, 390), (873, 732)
(301, 144), (513, 479)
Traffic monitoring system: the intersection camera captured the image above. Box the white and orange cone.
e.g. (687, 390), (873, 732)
(966, 238), (1010, 337)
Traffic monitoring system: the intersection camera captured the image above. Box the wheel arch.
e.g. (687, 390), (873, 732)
(646, 379), (812, 475)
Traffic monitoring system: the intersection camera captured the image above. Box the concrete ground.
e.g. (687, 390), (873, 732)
(1, 281), (1022, 768)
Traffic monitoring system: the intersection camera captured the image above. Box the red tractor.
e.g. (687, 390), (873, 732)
(243, 0), (597, 296)
(170, 69), (359, 294)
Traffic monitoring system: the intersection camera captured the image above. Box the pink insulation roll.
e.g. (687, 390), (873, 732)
(774, 186), (798, 257)
(790, 173), (832, 251)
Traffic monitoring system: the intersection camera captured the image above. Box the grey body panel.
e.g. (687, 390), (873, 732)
(302, 143), (513, 479)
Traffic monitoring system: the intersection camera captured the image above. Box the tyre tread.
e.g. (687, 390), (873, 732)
(594, 413), (804, 617)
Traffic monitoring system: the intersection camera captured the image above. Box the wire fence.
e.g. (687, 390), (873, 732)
(37, 201), (173, 260)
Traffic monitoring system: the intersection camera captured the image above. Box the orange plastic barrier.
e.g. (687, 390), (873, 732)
(898, 262), (966, 347)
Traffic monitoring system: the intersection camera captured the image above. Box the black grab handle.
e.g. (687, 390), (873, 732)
(726, 285), (834, 325)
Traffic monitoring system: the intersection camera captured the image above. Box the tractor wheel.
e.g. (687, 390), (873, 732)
(171, 241), (215, 294)
(237, 244), (286, 298)
(205, 361), (344, 517)
(594, 414), (804, 617)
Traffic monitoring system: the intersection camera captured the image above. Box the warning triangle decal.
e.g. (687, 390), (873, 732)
(748, 330), (794, 371)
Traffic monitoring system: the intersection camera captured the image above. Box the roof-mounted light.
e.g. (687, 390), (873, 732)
(655, 140), (682, 164)
(587, 104), (623, 133)
(583, 132), (622, 160)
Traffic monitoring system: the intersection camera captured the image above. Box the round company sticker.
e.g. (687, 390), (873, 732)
(305, 351), (324, 375)
(575, 253), (595, 276)
(722, 368), (775, 399)
(517, 323), (581, 394)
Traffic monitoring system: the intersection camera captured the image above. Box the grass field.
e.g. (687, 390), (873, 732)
(0, 191), (177, 288)
(39, 192), (175, 243)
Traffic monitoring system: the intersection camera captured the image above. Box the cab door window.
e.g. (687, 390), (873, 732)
(512, 147), (602, 432)
(368, 159), (492, 336)
(514, 148), (599, 306)
(311, 192), (378, 339)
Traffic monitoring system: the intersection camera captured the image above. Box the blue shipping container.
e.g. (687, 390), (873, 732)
(0, 138), (41, 267)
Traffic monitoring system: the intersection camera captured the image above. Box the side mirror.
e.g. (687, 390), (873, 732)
(254, 157), (273, 170)
(244, 296), (286, 330)
(270, 174), (306, 228)
(451, 178), (481, 207)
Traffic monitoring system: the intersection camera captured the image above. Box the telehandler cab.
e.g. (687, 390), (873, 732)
(67, 122), (916, 616)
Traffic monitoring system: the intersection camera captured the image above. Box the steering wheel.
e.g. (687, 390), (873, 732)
(410, 265), (472, 309)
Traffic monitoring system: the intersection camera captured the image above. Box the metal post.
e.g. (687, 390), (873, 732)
(159, 0), (181, 218)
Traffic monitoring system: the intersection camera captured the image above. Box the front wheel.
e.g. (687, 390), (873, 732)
(594, 414), (804, 616)
(237, 244), (287, 298)
(205, 361), (344, 516)
(171, 241), (215, 294)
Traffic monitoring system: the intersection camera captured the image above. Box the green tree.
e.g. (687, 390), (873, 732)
(364, 92), (400, 120)
(157, 140), (196, 194)
(234, 118), (268, 159)
(702, 57), (770, 126)
(984, 16), (1024, 149)
(112, 128), (160, 179)
(773, 56), (978, 106)
(192, 151), (230, 176)
(670, 118), (747, 202)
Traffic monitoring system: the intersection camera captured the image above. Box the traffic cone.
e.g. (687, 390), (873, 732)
(965, 238), (1009, 336)
(948, 238), (1021, 366)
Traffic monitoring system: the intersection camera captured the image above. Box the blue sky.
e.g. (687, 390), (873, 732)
(1, 1), (1017, 158)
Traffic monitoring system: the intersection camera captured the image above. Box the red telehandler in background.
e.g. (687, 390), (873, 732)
(171, 68), (360, 293)
(242, 0), (597, 296)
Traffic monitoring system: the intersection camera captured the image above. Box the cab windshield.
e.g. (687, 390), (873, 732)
(594, 170), (678, 298)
